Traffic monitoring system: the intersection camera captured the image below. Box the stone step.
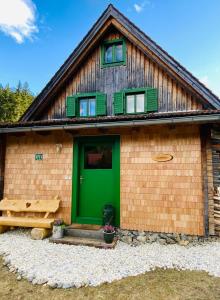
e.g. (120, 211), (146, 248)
(49, 236), (117, 249)
(64, 227), (104, 240)
(69, 224), (102, 230)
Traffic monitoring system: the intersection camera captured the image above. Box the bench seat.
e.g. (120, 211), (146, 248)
(0, 196), (61, 239)
(0, 216), (54, 228)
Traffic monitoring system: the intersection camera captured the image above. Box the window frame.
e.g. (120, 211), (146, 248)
(79, 97), (96, 118)
(101, 38), (126, 68)
(125, 92), (145, 114)
(124, 88), (147, 115)
(84, 144), (113, 169)
(66, 92), (107, 118)
(77, 92), (98, 118)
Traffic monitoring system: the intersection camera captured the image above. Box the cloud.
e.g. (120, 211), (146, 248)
(199, 75), (209, 86)
(0, 0), (38, 43)
(199, 74), (220, 98)
(134, 4), (143, 13)
(134, 1), (151, 13)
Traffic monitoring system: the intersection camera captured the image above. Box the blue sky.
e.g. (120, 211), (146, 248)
(0, 0), (219, 97)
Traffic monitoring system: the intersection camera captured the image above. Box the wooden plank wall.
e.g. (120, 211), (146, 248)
(0, 134), (6, 201)
(40, 29), (204, 120)
(200, 125), (214, 236)
(211, 126), (220, 235)
(211, 128), (220, 187)
(205, 131), (215, 235)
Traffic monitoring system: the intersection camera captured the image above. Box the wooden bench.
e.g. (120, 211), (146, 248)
(0, 196), (60, 239)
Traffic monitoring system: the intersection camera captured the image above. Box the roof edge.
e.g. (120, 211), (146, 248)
(2, 113), (220, 134)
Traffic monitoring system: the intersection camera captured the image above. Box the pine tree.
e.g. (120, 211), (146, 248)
(0, 82), (34, 122)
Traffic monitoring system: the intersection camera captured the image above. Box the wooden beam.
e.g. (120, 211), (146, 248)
(10, 132), (26, 137)
(31, 228), (52, 240)
(35, 131), (51, 136)
(0, 134), (6, 201)
(64, 129), (80, 136)
(200, 125), (210, 236)
(98, 128), (109, 134)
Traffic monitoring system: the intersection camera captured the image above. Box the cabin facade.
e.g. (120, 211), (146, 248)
(1, 5), (220, 237)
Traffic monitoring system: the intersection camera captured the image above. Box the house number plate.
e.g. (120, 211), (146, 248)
(35, 153), (43, 161)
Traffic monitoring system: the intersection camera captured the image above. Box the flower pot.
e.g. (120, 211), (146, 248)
(103, 231), (115, 244)
(52, 225), (64, 239)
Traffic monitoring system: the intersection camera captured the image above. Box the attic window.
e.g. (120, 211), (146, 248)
(126, 93), (145, 114)
(113, 88), (158, 115)
(101, 39), (126, 67)
(66, 92), (107, 118)
(79, 98), (96, 117)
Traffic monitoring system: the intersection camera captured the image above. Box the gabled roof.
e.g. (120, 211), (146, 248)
(21, 4), (220, 121)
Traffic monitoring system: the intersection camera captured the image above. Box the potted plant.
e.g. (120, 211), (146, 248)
(103, 204), (115, 225)
(103, 225), (115, 244)
(52, 219), (65, 239)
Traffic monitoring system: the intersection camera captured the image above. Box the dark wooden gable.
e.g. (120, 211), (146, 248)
(21, 5), (220, 122)
(39, 27), (204, 120)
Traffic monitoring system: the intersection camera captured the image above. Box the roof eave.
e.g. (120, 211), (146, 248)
(2, 113), (220, 133)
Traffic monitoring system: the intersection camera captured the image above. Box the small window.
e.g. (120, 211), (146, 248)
(101, 39), (126, 67)
(113, 88), (158, 115)
(105, 45), (113, 63)
(115, 43), (123, 61)
(84, 145), (112, 169)
(126, 93), (145, 114)
(79, 98), (96, 117)
(66, 92), (107, 118)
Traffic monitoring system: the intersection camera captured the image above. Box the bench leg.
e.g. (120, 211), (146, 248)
(31, 228), (52, 240)
(0, 225), (10, 234)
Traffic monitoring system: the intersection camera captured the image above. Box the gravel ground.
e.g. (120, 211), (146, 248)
(0, 229), (220, 289)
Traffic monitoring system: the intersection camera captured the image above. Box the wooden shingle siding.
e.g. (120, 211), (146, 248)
(3, 132), (73, 224)
(120, 125), (204, 235)
(4, 124), (204, 235)
(40, 30), (203, 120)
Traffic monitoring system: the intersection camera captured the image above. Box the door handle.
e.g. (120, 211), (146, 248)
(80, 176), (84, 184)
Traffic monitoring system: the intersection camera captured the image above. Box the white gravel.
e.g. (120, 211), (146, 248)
(0, 229), (220, 288)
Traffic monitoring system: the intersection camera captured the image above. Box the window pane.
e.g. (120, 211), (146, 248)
(84, 145), (112, 169)
(105, 45), (113, 63)
(89, 98), (96, 116)
(136, 94), (145, 112)
(80, 99), (87, 117)
(115, 43), (123, 62)
(126, 95), (135, 113)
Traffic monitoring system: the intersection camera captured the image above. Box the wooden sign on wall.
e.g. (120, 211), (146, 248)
(152, 153), (173, 162)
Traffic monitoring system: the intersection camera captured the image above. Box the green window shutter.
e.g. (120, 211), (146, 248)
(96, 93), (107, 116)
(66, 95), (77, 117)
(113, 92), (124, 114)
(145, 88), (158, 112)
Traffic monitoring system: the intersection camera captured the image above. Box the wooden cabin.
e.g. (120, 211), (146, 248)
(1, 4), (220, 237)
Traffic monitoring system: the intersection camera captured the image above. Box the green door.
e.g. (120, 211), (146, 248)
(72, 136), (120, 226)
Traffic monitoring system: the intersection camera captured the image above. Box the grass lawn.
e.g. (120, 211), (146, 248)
(1, 258), (220, 300)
